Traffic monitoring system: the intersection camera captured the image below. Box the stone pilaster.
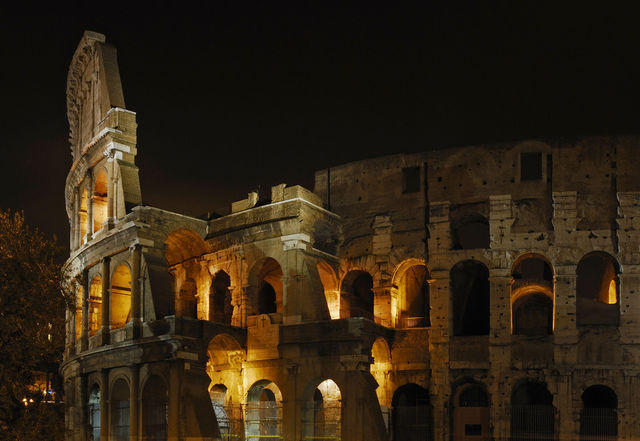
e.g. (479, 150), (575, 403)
(489, 195), (513, 250)
(99, 257), (110, 346)
(552, 191), (578, 247)
(554, 265), (578, 365)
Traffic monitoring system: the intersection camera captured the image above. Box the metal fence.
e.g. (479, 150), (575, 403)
(301, 404), (341, 440)
(510, 405), (555, 441)
(244, 402), (283, 440)
(580, 408), (617, 441)
(391, 404), (434, 441)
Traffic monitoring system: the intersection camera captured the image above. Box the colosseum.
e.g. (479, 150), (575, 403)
(60, 31), (640, 441)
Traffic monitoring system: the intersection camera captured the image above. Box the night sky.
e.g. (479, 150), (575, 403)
(1, 3), (639, 250)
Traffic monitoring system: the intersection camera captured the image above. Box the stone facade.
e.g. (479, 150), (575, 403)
(61, 31), (640, 441)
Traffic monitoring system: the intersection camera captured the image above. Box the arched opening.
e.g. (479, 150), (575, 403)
(371, 338), (392, 431)
(79, 188), (88, 242)
(87, 385), (101, 441)
(450, 261), (490, 336)
(512, 255), (554, 285)
(165, 229), (209, 267)
(75, 287), (83, 341)
(512, 293), (553, 335)
(110, 379), (130, 441)
(207, 334), (245, 370)
(210, 384), (232, 438)
(341, 270), (374, 319)
(111, 264), (131, 329)
(142, 375), (168, 441)
(245, 380), (282, 440)
(391, 384), (433, 441)
(177, 278), (198, 319)
(210, 270), (232, 324)
(250, 258), (283, 315)
(580, 385), (618, 441)
(93, 170), (108, 233)
(89, 276), (102, 336)
(302, 379), (342, 440)
(577, 252), (620, 326)
(453, 384), (489, 441)
(451, 213), (490, 250)
(511, 382), (554, 441)
(396, 264), (429, 328)
(317, 261), (340, 319)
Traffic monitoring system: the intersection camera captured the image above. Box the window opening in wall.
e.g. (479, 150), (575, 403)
(391, 384), (433, 441)
(143, 376), (168, 441)
(341, 271), (374, 320)
(87, 386), (101, 441)
(79, 188), (88, 242)
(511, 382), (555, 441)
(252, 258), (283, 316)
(258, 282), (277, 315)
(245, 380), (283, 440)
(398, 265), (429, 328)
(211, 270), (232, 324)
(75, 287), (83, 342)
(89, 276), (102, 335)
(450, 261), (490, 336)
(513, 293), (553, 336)
(110, 379), (130, 441)
(111, 265), (131, 329)
(93, 170), (108, 233)
(580, 385), (618, 441)
(576, 252), (620, 326)
(402, 166), (420, 194)
(178, 278), (198, 319)
(521, 152), (543, 181)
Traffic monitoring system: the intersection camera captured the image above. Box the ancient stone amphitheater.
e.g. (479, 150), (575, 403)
(60, 31), (640, 441)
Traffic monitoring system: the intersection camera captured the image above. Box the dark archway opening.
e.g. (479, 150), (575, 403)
(391, 384), (433, 441)
(451, 214), (490, 250)
(511, 382), (554, 441)
(513, 293), (553, 336)
(580, 385), (618, 441)
(211, 270), (232, 324)
(577, 252), (620, 326)
(451, 261), (490, 336)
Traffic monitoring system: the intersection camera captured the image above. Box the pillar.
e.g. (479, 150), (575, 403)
(100, 370), (109, 441)
(107, 150), (116, 228)
(554, 265), (578, 364)
(100, 257), (111, 345)
(131, 244), (142, 338)
(86, 172), (94, 241)
(73, 188), (80, 250)
(168, 362), (180, 441)
(81, 271), (90, 351)
(129, 365), (139, 441)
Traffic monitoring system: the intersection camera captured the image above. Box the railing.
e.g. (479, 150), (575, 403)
(580, 408), (617, 441)
(391, 404), (434, 441)
(510, 405), (555, 441)
(244, 402), (283, 440)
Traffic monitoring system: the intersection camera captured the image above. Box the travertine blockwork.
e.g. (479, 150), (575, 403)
(62, 32), (640, 441)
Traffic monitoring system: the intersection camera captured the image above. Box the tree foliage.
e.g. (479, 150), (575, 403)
(0, 210), (71, 440)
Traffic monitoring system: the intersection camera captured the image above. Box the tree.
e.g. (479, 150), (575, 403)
(0, 210), (71, 440)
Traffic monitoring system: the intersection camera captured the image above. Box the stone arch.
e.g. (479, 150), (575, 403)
(245, 380), (283, 440)
(89, 275), (102, 335)
(248, 257), (283, 316)
(511, 254), (555, 335)
(392, 259), (429, 328)
(577, 251), (620, 326)
(317, 260), (340, 319)
(450, 260), (490, 336)
(340, 270), (374, 319)
(301, 379), (342, 440)
(451, 213), (490, 250)
(210, 270), (232, 324)
(207, 334), (245, 371)
(452, 381), (489, 441)
(87, 383), (101, 441)
(209, 384), (234, 438)
(391, 383), (433, 441)
(580, 385), (618, 440)
(164, 228), (209, 267)
(110, 377), (130, 440)
(371, 337), (392, 412)
(141, 375), (168, 441)
(110, 263), (131, 329)
(92, 168), (108, 233)
(510, 381), (555, 441)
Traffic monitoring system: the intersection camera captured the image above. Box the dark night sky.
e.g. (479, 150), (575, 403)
(1, 3), (639, 250)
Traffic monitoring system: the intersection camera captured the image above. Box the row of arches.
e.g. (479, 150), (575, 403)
(87, 375), (167, 441)
(76, 263), (132, 339)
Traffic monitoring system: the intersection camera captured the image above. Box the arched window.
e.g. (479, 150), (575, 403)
(341, 270), (374, 319)
(511, 382), (554, 441)
(397, 264), (429, 328)
(178, 278), (198, 319)
(302, 379), (342, 440)
(87, 385), (101, 441)
(75, 287), (83, 341)
(580, 385), (618, 441)
(451, 213), (490, 249)
(453, 384), (489, 441)
(93, 170), (108, 233)
(577, 252), (620, 326)
(391, 384), (433, 441)
(450, 261), (490, 336)
(513, 293), (553, 335)
(111, 264), (131, 329)
(79, 188), (88, 242)
(89, 276), (102, 335)
(142, 375), (168, 441)
(245, 380), (282, 440)
(210, 270), (232, 324)
(250, 258), (283, 316)
(110, 379), (130, 441)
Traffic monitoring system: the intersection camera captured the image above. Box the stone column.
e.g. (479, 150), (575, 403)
(81, 271), (90, 351)
(554, 265), (578, 365)
(73, 188), (80, 250)
(100, 369), (109, 441)
(129, 365), (139, 441)
(107, 150), (116, 229)
(130, 244), (142, 338)
(100, 257), (111, 346)
(488, 270), (512, 441)
(86, 172), (94, 241)
(428, 270), (450, 441)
